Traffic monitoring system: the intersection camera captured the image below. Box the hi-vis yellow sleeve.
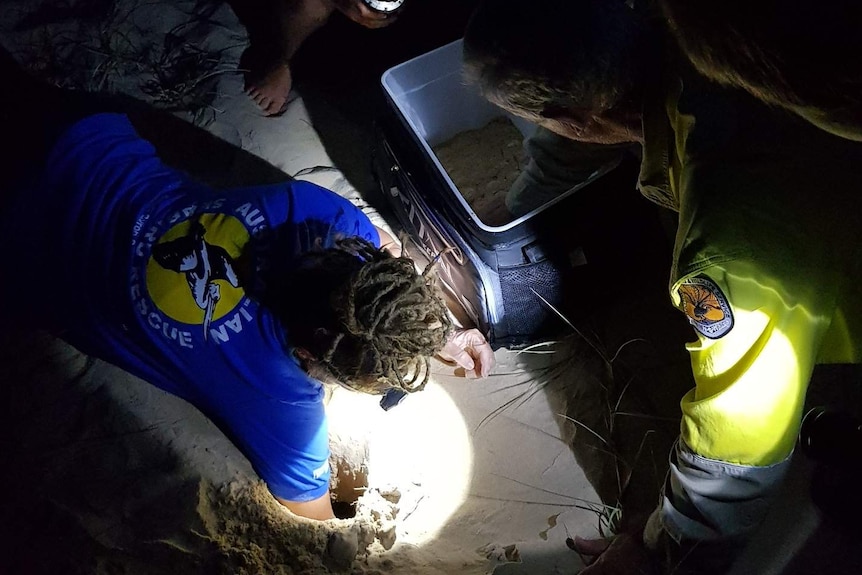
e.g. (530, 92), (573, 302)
(671, 261), (837, 466)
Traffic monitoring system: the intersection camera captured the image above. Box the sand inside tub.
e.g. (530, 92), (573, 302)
(432, 117), (528, 227)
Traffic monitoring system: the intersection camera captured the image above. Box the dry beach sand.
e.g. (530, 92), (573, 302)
(1, 1), (859, 574)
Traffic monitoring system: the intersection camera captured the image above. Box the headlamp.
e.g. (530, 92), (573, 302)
(380, 387), (408, 411)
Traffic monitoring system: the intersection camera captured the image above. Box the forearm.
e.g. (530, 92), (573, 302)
(276, 490), (336, 520)
(374, 225), (402, 257)
(507, 126), (631, 217)
(639, 437), (792, 574)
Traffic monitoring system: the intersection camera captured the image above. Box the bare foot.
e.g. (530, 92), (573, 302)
(246, 63), (292, 116)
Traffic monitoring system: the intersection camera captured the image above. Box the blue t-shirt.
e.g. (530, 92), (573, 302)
(4, 113), (379, 501)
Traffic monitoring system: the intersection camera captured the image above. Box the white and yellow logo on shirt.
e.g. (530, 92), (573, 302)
(678, 275), (734, 339)
(146, 213), (248, 338)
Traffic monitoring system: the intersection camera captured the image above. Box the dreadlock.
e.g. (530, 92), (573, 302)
(272, 237), (451, 395)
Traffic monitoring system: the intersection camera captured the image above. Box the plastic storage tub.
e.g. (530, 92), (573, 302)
(380, 39), (539, 233)
(373, 39), (639, 348)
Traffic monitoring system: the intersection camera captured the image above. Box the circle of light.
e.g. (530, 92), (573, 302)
(325, 378), (473, 546)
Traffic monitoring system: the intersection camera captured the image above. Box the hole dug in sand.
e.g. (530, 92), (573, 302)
(326, 397), (409, 553)
(329, 432), (370, 519)
(324, 381), (474, 554)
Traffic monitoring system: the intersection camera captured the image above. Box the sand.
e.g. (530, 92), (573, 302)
(432, 117), (528, 227)
(0, 328), (611, 575)
(0, 1), (850, 574)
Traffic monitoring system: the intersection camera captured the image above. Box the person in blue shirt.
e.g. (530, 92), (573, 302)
(0, 49), (494, 521)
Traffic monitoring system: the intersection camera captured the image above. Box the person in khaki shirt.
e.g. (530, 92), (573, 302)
(465, 0), (862, 573)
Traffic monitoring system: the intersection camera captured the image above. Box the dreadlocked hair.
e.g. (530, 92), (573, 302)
(274, 237), (451, 395)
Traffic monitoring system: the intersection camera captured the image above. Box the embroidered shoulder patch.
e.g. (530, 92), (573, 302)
(677, 276), (734, 339)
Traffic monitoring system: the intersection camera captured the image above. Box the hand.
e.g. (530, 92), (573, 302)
(437, 328), (495, 378)
(333, 0), (400, 29)
(246, 63), (292, 116)
(573, 534), (657, 575)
